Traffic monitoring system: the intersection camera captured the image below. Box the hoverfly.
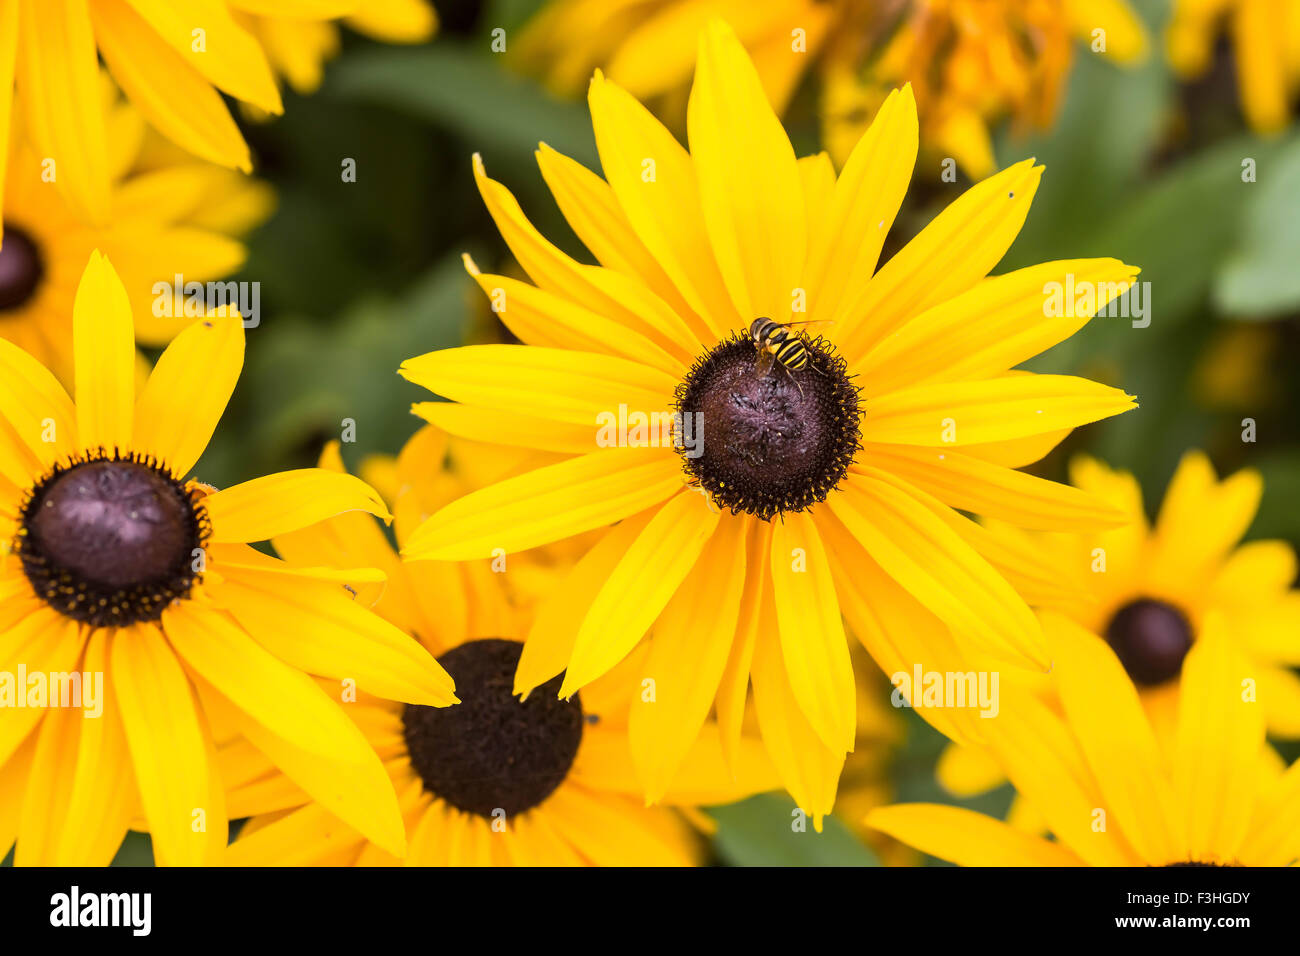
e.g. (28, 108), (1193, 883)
(748, 317), (833, 393)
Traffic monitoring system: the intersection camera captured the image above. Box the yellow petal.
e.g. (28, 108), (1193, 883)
(1150, 451), (1261, 586)
(500, 804), (584, 866)
(72, 251), (135, 451)
(134, 315), (244, 476)
(860, 259), (1140, 395)
(345, 0), (437, 42)
(473, 152), (708, 350)
(866, 804), (1083, 866)
(769, 511), (855, 753)
(196, 675), (407, 858)
(225, 801), (366, 867)
(1064, 0), (1148, 64)
(796, 151), (835, 240)
(401, 343), (675, 426)
(515, 506), (658, 696)
(962, 426), (1072, 469)
(861, 374), (1137, 446)
(1046, 611), (1185, 865)
(820, 517), (982, 748)
(463, 259), (687, 375)
(932, 105), (995, 182)
(117, 0), (282, 113)
(936, 741), (1004, 798)
(14, 701), (79, 865)
(17, 0), (109, 222)
(1237, 756), (1300, 866)
(1258, 664), (1300, 737)
(749, 605), (842, 831)
(534, 142), (704, 340)
(544, 786), (691, 866)
(401, 449), (681, 561)
(836, 160), (1044, 364)
(687, 19), (805, 322)
(1173, 614), (1265, 862)
(0, 610), (84, 769)
(204, 468), (390, 543)
(981, 681), (1143, 866)
(51, 632), (137, 865)
(0, 733), (37, 861)
(164, 602), (397, 760)
(575, 722), (777, 807)
(862, 444), (1129, 530)
(1233, 0), (1289, 134)
(411, 402), (594, 455)
(216, 576), (457, 707)
(629, 514), (746, 802)
(0, 0), (16, 229)
(589, 71), (739, 337)
(0, 336), (77, 469)
(93, 0), (252, 170)
(830, 470), (1046, 668)
(805, 85), (917, 325)
(1211, 539), (1297, 607)
(716, 517), (768, 771)
(111, 624), (213, 866)
(561, 492), (719, 696)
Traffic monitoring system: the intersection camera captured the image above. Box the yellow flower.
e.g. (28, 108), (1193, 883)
(935, 451), (1300, 811)
(239, 0), (438, 96)
(1167, 0), (1300, 134)
(515, 0), (1147, 180)
(225, 429), (777, 866)
(868, 614), (1300, 866)
(1, 89), (271, 383)
(0, 1), (433, 224)
(516, 0), (830, 115)
(823, 0), (1149, 179)
(0, 251), (455, 866)
(398, 21), (1139, 826)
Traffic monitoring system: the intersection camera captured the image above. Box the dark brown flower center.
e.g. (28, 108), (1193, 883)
(1104, 598), (1193, 687)
(15, 454), (208, 626)
(675, 328), (862, 520)
(402, 639), (584, 819)
(0, 225), (44, 312)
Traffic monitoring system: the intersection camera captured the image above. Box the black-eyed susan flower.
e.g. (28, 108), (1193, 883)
(515, 0), (1147, 180)
(0, 0), (286, 223)
(1167, 0), (1300, 135)
(398, 20), (1140, 826)
(868, 613), (1300, 866)
(938, 451), (1300, 800)
(0, 251), (455, 866)
(0, 1), (432, 223)
(0, 92), (271, 383)
(225, 430), (777, 866)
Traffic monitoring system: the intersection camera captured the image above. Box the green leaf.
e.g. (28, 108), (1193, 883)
(1215, 133), (1300, 318)
(197, 251), (473, 485)
(1251, 449), (1300, 541)
(329, 41), (597, 169)
(707, 793), (881, 867)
